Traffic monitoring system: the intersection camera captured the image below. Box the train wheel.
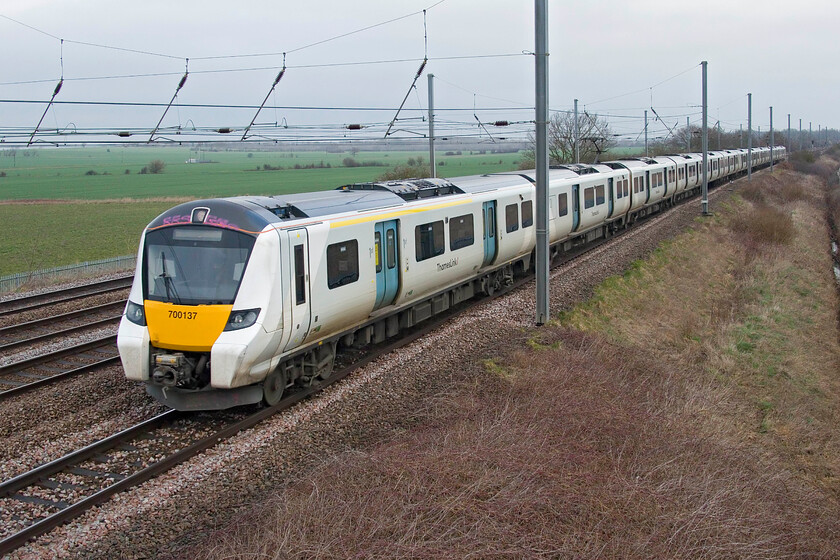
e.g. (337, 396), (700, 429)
(263, 367), (288, 406)
(315, 343), (336, 381)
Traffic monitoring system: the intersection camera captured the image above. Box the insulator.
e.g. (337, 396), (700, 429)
(346, 124), (362, 130)
(53, 79), (63, 96)
(177, 73), (188, 90)
(117, 131), (132, 137)
(273, 69), (286, 86)
(493, 121), (510, 127)
(217, 128), (233, 134)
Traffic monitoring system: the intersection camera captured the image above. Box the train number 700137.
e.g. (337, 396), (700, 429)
(168, 310), (198, 320)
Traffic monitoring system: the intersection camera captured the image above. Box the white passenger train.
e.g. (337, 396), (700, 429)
(118, 147), (785, 410)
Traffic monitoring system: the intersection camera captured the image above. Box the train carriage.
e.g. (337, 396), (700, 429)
(118, 147), (787, 411)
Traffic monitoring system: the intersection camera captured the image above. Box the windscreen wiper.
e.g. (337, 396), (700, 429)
(159, 251), (183, 305)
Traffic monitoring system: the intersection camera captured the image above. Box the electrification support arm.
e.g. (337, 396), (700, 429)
(149, 69), (188, 143)
(241, 64), (286, 141)
(27, 79), (63, 146)
(385, 59), (427, 138)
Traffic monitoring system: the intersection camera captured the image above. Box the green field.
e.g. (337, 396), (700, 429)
(0, 147), (524, 276)
(0, 148), (522, 200)
(0, 201), (175, 275)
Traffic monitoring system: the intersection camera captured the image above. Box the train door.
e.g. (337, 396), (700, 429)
(572, 184), (580, 231)
(607, 178), (615, 218)
(283, 228), (312, 352)
(644, 171), (651, 203)
(482, 201), (497, 267)
(373, 220), (400, 310)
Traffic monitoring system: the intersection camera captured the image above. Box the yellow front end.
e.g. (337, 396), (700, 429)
(144, 300), (233, 352)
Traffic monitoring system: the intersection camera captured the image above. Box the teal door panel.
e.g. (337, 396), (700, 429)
(374, 220), (400, 310)
(482, 201), (497, 267)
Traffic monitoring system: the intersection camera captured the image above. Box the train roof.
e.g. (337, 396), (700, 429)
(604, 158), (664, 170)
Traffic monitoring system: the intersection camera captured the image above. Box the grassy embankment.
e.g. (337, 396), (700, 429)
(184, 153), (840, 558)
(0, 148), (521, 276)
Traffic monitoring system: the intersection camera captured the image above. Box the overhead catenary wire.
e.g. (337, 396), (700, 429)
(0, 1), (447, 64)
(0, 53), (527, 88)
(585, 63), (700, 107)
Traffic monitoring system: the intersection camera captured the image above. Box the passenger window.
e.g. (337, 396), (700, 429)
(505, 203), (519, 233)
(415, 221), (445, 261)
(386, 229), (396, 269)
(327, 240), (359, 289)
(294, 244), (306, 304)
(449, 214), (474, 251)
(584, 187), (595, 209)
(595, 184), (605, 205)
(558, 193), (568, 217)
(521, 200), (533, 228)
(623, 179), (629, 197)
(374, 232), (382, 274)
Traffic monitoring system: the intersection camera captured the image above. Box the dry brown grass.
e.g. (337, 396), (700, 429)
(172, 329), (839, 559)
(169, 164), (840, 560)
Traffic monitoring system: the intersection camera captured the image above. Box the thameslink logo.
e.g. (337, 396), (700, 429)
(437, 258), (458, 271)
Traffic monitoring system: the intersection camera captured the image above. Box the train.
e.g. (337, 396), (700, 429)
(117, 146), (786, 410)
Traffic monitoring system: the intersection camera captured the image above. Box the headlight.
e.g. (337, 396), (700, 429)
(224, 308), (260, 331)
(125, 300), (146, 326)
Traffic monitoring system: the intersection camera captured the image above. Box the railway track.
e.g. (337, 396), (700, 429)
(0, 336), (119, 401)
(0, 311), (459, 556)
(0, 275), (132, 319)
(0, 301), (123, 353)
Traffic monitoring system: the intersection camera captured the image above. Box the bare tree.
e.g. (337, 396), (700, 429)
(518, 110), (615, 169)
(547, 110), (615, 164)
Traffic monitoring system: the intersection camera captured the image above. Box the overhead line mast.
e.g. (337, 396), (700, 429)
(534, 0), (549, 325)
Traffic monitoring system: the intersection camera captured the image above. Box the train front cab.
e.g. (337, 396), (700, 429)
(118, 200), (288, 410)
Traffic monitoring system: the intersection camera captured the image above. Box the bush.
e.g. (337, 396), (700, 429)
(789, 151), (834, 180)
(377, 164), (431, 181)
(124, 169), (130, 174)
(343, 157), (360, 168)
(0, 171), (5, 178)
(147, 159), (166, 174)
(730, 205), (795, 245)
(84, 170), (99, 176)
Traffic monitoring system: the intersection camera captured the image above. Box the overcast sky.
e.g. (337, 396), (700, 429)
(1, 0), (838, 145)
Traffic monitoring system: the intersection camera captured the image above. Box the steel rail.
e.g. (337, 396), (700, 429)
(0, 314), (121, 353)
(0, 355), (121, 401)
(0, 335), (117, 377)
(0, 276), (132, 318)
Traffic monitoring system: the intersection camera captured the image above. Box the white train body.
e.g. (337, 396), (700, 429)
(118, 148), (786, 410)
